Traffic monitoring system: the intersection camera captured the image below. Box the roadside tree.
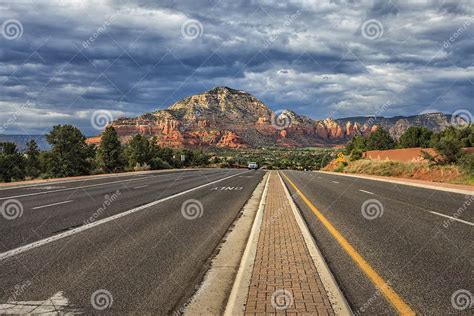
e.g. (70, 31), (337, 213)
(46, 125), (92, 177)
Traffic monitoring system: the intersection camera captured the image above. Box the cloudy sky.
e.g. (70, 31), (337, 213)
(0, 0), (473, 135)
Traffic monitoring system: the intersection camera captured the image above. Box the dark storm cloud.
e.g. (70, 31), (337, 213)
(0, 0), (473, 135)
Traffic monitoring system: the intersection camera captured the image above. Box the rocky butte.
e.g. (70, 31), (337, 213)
(87, 86), (452, 148)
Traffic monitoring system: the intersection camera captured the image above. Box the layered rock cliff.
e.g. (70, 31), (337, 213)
(91, 87), (452, 148)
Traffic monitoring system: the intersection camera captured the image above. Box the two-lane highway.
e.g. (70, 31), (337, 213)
(0, 169), (264, 314)
(282, 170), (473, 315)
(0, 169), (243, 251)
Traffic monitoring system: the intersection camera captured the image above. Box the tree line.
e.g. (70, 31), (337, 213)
(345, 125), (473, 172)
(0, 125), (211, 182)
(1, 124), (472, 183)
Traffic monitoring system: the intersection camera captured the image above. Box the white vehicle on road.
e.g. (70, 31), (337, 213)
(247, 162), (258, 170)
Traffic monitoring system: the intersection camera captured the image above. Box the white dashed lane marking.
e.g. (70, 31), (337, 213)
(359, 189), (375, 195)
(32, 200), (74, 210)
(133, 185), (149, 189)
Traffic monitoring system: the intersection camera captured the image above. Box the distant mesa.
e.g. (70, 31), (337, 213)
(86, 86), (452, 148)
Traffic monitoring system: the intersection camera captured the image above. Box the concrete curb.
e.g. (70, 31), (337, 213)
(316, 171), (473, 196)
(182, 172), (269, 315)
(278, 172), (352, 316)
(223, 173), (271, 316)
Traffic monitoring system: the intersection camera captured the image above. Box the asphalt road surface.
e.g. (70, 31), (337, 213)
(281, 170), (473, 315)
(0, 169), (264, 314)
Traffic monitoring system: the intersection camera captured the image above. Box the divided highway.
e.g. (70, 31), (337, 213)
(1, 168), (471, 314)
(281, 170), (473, 314)
(0, 169), (264, 314)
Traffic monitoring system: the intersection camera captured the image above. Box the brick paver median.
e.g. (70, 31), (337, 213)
(244, 172), (335, 315)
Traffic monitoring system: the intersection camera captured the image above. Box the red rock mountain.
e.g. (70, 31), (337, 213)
(91, 87), (452, 148)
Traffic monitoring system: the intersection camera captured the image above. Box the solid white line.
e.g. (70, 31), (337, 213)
(32, 200), (74, 210)
(0, 174), (177, 201)
(331, 180), (339, 184)
(428, 211), (474, 226)
(0, 171), (249, 262)
(133, 185), (149, 189)
(359, 189), (374, 195)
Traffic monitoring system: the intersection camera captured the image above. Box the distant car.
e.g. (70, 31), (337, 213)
(248, 162), (258, 170)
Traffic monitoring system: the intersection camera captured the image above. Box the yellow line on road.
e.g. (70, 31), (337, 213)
(281, 172), (415, 315)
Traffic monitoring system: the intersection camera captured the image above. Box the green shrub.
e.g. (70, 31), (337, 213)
(366, 128), (396, 150)
(459, 154), (474, 174)
(334, 161), (347, 172)
(399, 126), (433, 148)
(150, 158), (172, 170)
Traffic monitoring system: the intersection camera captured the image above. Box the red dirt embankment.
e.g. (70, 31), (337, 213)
(324, 147), (473, 185)
(363, 147), (473, 162)
(323, 159), (466, 184)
